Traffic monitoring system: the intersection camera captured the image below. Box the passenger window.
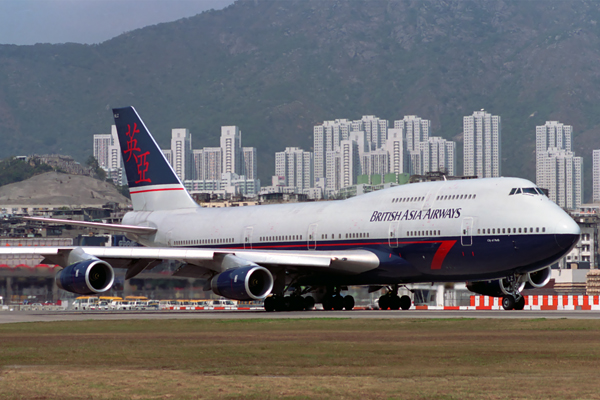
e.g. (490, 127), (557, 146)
(542, 228), (545, 233)
(518, 228), (522, 233)
(536, 227), (539, 233)
(492, 228), (495, 234)
(473, 194), (476, 199)
(477, 229), (481, 234)
(502, 228), (506, 234)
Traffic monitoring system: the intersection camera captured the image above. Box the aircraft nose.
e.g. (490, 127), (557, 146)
(553, 214), (580, 250)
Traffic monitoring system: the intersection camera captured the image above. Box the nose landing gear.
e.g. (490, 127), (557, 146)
(502, 274), (526, 310)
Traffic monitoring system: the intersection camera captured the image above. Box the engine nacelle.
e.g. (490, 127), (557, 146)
(56, 259), (115, 295)
(526, 266), (552, 289)
(466, 278), (525, 297)
(211, 263), (274, 301)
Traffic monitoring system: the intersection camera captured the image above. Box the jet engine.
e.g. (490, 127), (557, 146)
(55, 258), (115, 295)
(525, 266), (552, 288)
(211, 255), (274, 301)
(466, 278), (525, 297)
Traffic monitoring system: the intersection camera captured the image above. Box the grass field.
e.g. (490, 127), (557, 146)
(1, 318), (600, 399)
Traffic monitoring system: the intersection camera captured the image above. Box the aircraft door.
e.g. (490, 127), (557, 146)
(244, 227), (253, 249)
(388, 222), (400, 248)
(307, 223), (318, 250)
(461, 218), (473, 246)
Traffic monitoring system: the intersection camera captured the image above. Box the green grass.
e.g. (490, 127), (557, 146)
(1, 318), (600, 399)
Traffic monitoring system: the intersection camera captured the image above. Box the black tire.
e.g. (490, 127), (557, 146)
(333, 295), (345, 310)
(290, 296), (305, 311)
(304, 296), (315, 311)
(378, 295), (389, 310)
(514, 296), (525, 311)
(343, 295), (355, 311)
(399, 295), (412, 310)
(389, 295), (401, 310)
(274, 296), (288, 312)
(264, 296), (276, 312)
(322, 295), (333, 311)
(502, 295), (515, 310)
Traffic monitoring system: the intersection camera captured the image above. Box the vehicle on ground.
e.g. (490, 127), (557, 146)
(0, 107), (580, 311)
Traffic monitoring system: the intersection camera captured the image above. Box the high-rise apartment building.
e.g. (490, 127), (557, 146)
(242, 147), (257, 180)
(463, 110), (501, 178)
(275, 147), (313, 190)
(594, 150), (600, 203)
(220, 126), (242, 175)
(421, 136), (456, 176)
(536, 121), (582, 209)
(394, 116), (430, 175)
(170, 128), (193, 181)
(536, 121), (572, 184)
(385, 128), (404, 174)
(93, 125), (124, 185)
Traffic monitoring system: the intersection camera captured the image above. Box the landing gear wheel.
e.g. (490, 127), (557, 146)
(322, 295), (334, 311)
(502, 295), (515, 310)
(264, 296), (276, 312)
(389, 295), (401, 310)
(514, 296), (525, 311)
(399, 295), (412, 310)
(333, 295), (345, 310)
(343, 295), (355, 311)
(304, 296), (315, 311)
(290, 296), (305, 311)
(378, 294), (389, 310)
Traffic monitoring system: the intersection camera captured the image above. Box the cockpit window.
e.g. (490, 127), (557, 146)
(509, 188), (517, 195)
(515, 188), (522, 194)
(522, 188), (538, 195)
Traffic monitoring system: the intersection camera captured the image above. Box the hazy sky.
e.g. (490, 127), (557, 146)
(0, 0), (235, 45)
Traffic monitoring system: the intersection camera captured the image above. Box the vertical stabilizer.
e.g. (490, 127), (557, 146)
(112, 106), (198, 211)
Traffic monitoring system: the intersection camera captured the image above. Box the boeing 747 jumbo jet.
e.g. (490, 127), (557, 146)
(2, 107), (580, 311)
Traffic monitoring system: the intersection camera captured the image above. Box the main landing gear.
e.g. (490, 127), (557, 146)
(264, 286), (355, 311)
(501, 274), (525, 311)
(378, 285), (411, 310)
(264, 294), (315, 312)
(321, 291), (355, 311)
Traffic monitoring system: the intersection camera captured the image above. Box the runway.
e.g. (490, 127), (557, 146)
(2, 309), (600, 324)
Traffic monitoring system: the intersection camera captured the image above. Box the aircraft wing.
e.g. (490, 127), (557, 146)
(0, 246), (381, 278)
(23, 217), (157, 235)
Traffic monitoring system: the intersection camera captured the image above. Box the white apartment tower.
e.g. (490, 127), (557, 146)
(385, 128), (404, 174)
(536, 121), (572, 184)
(242, 147), (257, 180)
(93, 126), (124, 185)
(421, 136), (456, 176)
(594, 150), (600, 203)
(536, 121), (582, 209)
(170, 128), (193, 181)
(463, 110), (501, 178)
(220, 126), (242, 175)
(394, 116), (430, 175)
(340, 139), (360, 188)
(275, 147), (313, 190)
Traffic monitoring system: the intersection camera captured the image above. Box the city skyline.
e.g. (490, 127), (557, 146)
(93, 111), (599, 209)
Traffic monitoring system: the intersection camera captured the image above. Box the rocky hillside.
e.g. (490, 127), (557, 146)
(0, 172), (130, 207)
(1, 0), (600, 197)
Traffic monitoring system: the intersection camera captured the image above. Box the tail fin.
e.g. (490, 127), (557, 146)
(112, 106), (197, 211)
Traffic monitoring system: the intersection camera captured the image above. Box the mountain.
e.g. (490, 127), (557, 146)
(1, 0), (600, 199)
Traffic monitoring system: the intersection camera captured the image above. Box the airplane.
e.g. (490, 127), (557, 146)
(1, 106), (580, 311)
